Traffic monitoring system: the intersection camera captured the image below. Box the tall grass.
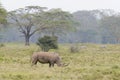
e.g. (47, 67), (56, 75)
(0, 43), (120, 80)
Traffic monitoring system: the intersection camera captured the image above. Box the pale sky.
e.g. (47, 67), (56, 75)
(1, 0), (120, 13)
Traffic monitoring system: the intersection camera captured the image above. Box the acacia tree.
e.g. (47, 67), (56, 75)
(35, 8), (75, 37)
(8, 6), (47, 45)
(8, 6), (75, 45)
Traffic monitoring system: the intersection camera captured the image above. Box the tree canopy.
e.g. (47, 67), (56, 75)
(8, 6), (47, 45)
(36, 8), (75, 36)
(8, 6), (75, 45)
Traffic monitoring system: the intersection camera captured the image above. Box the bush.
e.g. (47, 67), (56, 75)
(36, 36), (58, 52)
(0, 43), (5, 48)
(70, 44), (79, 53)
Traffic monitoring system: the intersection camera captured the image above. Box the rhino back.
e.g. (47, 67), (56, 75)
(34, 52), (60, 63)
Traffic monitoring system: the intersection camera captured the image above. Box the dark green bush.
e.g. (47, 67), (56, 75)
(0, 43), (5, 48)
(36, 36), (58, 52)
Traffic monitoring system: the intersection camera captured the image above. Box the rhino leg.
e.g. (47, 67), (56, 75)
(49, 62), (54, 67)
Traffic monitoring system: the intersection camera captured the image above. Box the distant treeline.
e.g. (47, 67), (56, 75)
(1, 9), (120, 44)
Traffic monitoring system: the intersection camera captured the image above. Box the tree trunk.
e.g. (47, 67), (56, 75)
(25, 36), (30, 46)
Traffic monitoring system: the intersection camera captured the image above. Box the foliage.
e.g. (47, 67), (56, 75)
(36, 36), (58, 52)
(0, 4), (7, 24)
(100, 16), (120, 43)
(8, 6), (47, 45)
(8, 7), (76, 45)
(0, 43), (4, 47)
(0, 3), (7, 41)
(2, 9), (120, 44)
(36, 8), (76, 36)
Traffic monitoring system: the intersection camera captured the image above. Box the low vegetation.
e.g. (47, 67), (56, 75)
(36, 36), (58, 52)
(0, 43), (120, 80)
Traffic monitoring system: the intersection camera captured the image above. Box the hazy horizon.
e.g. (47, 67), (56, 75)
(1, 0), (120, 13)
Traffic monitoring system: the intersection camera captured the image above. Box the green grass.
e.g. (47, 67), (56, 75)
(0, 43), (120, 80)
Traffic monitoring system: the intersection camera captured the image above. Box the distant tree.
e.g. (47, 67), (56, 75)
(35, 8), (75, 37)
(0, 3), (7, 41)
(8, 6), (47, 45)
(0, 3), (7, 25)
(100, 16), (120, 43)
(73, 10), (99, 31)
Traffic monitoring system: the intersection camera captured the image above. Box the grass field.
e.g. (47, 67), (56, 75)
(0, 43), (120, 80)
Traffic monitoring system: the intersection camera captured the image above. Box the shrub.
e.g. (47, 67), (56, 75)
(70, 44), (79, 53)
(0, 43), (5, 48)
(36, 36), (58, 52)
